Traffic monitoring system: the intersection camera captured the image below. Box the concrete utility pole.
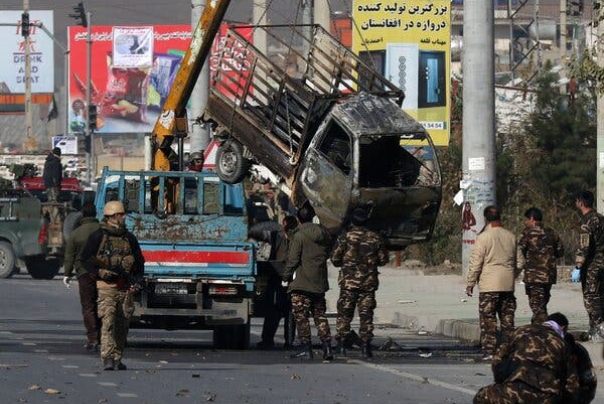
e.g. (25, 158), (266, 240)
(461, 0), (496, 277)
(597, 8), (604, 215)
(23, 0), (34, 151)
(313, 0), (331, 31)
(253, 0), (267, 54)
(190, 0), (211, 155)
(560, 0), (567, 59)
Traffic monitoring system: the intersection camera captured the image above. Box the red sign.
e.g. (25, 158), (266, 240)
(68, 24), (252, 135)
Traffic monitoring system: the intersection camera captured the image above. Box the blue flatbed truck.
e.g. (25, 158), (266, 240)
(95, 168), (256, 349)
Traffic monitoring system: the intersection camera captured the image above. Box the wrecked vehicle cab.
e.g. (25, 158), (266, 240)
(203, 24), (442, 248)
(296, 92), (441, 248)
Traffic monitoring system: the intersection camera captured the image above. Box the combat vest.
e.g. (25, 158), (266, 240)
(95, 222), (135, 290)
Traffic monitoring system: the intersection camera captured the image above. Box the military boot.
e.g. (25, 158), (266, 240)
(336, 339), (347, 357)
(114, 360), (127, 370)
(322, 340), (333, 360)
(361, 340), (373, 358)
(290, 343), (313, 360)
(102, 358), (115, 371)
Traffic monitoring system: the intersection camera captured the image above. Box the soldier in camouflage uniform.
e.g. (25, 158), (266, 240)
(466, 206), (520, 359)
(283, 204), (333, 361)
(574, 190), (604, 340)
(517, 207), (564, 325)
(474, 312), (573, 404)
(331, 208), (389, 358)
(81, 201), (145, 371)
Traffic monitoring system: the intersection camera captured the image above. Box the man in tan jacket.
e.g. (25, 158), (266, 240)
(466, 205), (519, 360)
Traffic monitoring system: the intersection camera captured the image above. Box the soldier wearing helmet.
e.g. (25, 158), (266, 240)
(81, 200), (145, 371)
(187, 150), (204, 172)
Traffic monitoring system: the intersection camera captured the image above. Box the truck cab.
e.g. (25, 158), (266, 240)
(95, 168), (255, 349)
(296, 92), (441, 246)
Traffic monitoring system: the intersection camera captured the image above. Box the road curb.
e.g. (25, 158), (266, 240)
(436, 319), (480, 344)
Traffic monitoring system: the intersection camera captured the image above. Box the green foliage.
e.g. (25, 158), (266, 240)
(526, 71), (596, 199)
(405, 69), (595, 266)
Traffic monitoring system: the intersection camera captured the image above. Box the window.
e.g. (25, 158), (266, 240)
(359, 135), (439, 188)
(124, 180), (140, 213)
(318, 122), (351, 175)
(184, 178), (198, 215)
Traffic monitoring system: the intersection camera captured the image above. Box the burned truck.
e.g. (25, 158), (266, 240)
(203, 24), (442, 248)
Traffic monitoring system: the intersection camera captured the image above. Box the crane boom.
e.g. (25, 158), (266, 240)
(150, 0), (231, 171)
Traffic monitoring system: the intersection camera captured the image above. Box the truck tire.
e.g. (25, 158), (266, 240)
(216, 140), (251, 184)
(0, 241), (16, 279)
(25, 257), (61, 280)
(212, 322), (250, 350)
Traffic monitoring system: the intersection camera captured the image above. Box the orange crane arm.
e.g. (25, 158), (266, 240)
(150, 0), (231, 171)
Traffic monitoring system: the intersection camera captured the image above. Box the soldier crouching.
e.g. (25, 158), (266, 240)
(474, 313), (578, 404)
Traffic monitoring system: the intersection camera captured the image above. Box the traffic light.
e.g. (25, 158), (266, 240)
(567, 0), (584, 16)
(69, 2), (87, 27)
(21, 12), (29, 37)
(88, 104), (97, 131)
(84, 135), (91, 153)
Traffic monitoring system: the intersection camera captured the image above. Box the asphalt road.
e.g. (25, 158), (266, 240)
(0, 275), (570, 404)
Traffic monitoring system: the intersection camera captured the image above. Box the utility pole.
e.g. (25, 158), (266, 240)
(598, 5), (604, 214)
(253, 0), (268, 108)
(462, 0), (496, 277)
(22, 0), (35, 151)
(190, 0), (211, 155)
(314, 0), (330, 31)
(560, 0), (567, 59)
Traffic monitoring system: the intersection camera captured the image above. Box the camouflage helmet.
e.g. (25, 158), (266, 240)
(103, 201), (125, 216)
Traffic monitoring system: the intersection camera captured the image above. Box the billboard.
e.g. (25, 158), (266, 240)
(0, 10), (54, 107)
(68, 24), (252, 135)
(352, 0), (451, 146)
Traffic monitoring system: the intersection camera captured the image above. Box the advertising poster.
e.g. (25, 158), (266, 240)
(52, 135), (78, 155)
(113, 26), (154, 68)
(68, 24), (252, 135)
(352, 0), (451, 146)
(0, 10), (54, 109)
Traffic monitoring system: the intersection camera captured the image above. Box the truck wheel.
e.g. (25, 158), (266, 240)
(216, 140), (251, 184)
(0, 241), (16, 279)
(25, 257), (60, 280)
(212, 322), (251, 350)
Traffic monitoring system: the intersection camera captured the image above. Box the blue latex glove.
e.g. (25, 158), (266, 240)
(571, 268), (581, 283)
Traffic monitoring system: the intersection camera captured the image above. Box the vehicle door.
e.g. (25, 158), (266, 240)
(298, 119), (353, 230)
